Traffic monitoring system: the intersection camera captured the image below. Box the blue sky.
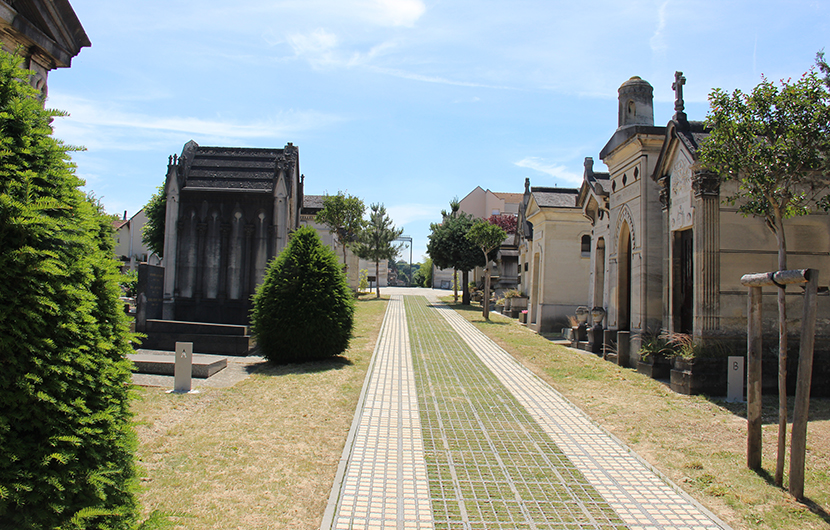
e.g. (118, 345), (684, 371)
(48, 0), (829, 261)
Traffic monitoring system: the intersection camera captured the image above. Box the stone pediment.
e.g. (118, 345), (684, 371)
(0, 0), (90, 68)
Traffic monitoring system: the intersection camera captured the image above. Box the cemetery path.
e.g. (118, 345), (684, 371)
(321, 294), (732, 530)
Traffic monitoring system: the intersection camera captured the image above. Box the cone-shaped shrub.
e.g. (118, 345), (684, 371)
(0, 52), (137, 527)
(251, 226), (355, 363)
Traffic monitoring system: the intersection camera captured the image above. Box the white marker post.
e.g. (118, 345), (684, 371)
(727, 356), (745, 403)
(172, 341), (195, 394)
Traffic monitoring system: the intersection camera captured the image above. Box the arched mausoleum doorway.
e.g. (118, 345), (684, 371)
(617, 223), (632, 331)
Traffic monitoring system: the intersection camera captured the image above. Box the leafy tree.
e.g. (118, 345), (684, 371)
(0, 51), (137, 528)
(427, 200), (482, 304)
(487, 213), (517, 234)
(466, 220), (507, 321)
(251, 226), (354, 363)
(413, 258), (433, 287)
(141, 183), (166, 257)
(315, 191), (365, 271)
(699, 67), (830, 485)
(353, 203), (402, 297)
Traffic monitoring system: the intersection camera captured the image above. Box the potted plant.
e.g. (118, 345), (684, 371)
(636, 331), (672, 379)
(495, 297), (505, 313)
(503, 289), (523, 317)
(664, 334), (733, 395)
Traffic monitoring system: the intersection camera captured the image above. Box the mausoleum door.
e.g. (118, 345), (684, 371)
(672, 229), (694, 334)
(617, 225), (631, 331)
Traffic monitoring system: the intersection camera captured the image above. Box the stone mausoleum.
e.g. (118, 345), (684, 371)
(161, 141), (304, 325)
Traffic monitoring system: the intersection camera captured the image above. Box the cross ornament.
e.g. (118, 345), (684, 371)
(672, 71), (686, 113)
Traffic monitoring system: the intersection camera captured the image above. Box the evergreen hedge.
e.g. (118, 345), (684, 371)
(251, 226), (354, 363)
(0, 51), (137, 528)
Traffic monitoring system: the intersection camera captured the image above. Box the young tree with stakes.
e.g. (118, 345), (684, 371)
(353, 203), (403, 298)
(466, 220), (507, 321)
(699, 66), (830, 486)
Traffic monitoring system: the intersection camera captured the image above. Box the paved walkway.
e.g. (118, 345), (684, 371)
(322, 294), (731, 530)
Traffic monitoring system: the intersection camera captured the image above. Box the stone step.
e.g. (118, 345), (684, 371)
(129, 353), (227, 378)
(138, 332), (251, 356)
(145, 319), (248, 336)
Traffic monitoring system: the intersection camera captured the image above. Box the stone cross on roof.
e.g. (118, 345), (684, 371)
(672, 71), (687, 123)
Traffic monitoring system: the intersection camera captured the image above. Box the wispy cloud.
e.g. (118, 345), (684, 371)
(48, 94), (344, 150)
(514, 157), (582, 186)
(650, 0), (670, 56)
(371, 0), (426, 27)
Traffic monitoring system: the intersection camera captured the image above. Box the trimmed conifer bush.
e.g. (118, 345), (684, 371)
(251, 226), (355, 363)
(0, 51), (137, 528)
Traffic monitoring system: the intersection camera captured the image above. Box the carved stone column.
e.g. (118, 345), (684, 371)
(658, 175), (671, 330)
(692, 170), (720, 339)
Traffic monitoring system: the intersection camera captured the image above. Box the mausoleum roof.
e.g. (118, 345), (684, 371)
(531, 188), (579, 208)
(181, 146), (287, 191)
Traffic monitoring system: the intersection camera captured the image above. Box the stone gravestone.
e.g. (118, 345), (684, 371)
(137, 263), (164, 321)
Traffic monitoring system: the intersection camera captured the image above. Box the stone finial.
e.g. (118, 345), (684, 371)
(524, 177), (530, 194)
(584, 157), (594, 177)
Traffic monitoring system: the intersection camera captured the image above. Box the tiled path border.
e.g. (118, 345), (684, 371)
(322, 295), (733, 530)
(322, 296), (434, 529)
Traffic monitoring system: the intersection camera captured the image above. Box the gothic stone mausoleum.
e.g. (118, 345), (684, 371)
(161, 141), (305, 325)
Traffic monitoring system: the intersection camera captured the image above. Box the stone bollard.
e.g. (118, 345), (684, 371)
(727, 356), (745, 402)
(616, 331), (630, 367)
(169, 341), (197, 394)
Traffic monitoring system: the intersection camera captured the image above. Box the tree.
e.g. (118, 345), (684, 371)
(315, 191), (365, 271)
(141, 183), (166, 257)
(487, 213), (517, 235)
(699, 67), (830, 486)
(466, 220), (507, 321)
(427, 200), (482, 304)
(0, 51), (137, 528)
(353, 203), (402, 298)
(413, 257), (433, 287)
(251, 226), (354, 363)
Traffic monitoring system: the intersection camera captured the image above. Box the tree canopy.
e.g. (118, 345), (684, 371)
(427, 203), (483, 303)
(466, 220), (507, 320)
(0, 50), (137, 528)
(315, 191), (365, 269)
(141, 183), (166, 257)
(353, 203), (402, 297)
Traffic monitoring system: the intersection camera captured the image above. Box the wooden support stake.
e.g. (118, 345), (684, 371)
(747, 285), (763, 470)
(789, 269), (818, 500)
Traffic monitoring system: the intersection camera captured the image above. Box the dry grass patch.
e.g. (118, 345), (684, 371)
(448, 302), (830, 530)
(131, 296), (388, 529)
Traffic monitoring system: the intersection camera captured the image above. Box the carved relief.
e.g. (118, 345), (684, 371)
(669, 154), (694, 231)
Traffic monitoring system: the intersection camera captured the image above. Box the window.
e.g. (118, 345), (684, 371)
(581, 234), (591, 256)
(492, 209), (500, 216)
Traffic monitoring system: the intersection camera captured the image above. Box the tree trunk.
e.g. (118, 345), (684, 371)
(482, 252), (491, 321)
(462, 270), (470, 305)
(375, 261), (381, 298)
(453, 268), (458, 303)
(774, 212), (788, 487)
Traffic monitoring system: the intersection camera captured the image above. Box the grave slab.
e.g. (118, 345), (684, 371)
(128, 353), (227, 378)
